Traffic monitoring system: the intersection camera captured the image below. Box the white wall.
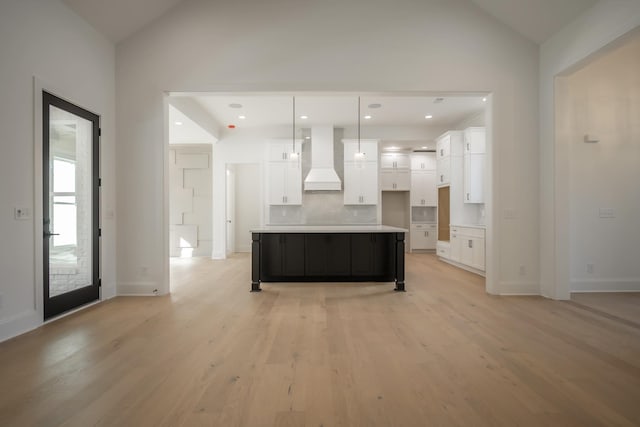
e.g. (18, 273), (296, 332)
(560, 33), (640, 292)
(233, 164), (261, 252)
(0, 0), (115, 341)
(169, 145), (212, 257)
(116, 0), (540, 295)
(540, 0), (640, 299)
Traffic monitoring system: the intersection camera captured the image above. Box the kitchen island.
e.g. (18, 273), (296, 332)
(250, 225), (406, 292)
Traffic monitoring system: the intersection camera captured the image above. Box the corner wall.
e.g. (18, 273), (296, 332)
(0, 0), (116, 341)
(540, 0), (640, 299)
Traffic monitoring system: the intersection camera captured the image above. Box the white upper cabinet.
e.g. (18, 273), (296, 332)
(343, 140), (379, 205)
(381, 169), (410, 191)
(344, 162), (378, 204)
(435, 131), (463, 187)
(381, 152), (410, 169)
(267, 140), (302, 205)
(343, 139), (379, 161)
(267, 161), (302, 205)
(410, 170), (437, 206)
(268, 140), (302, 162)
(463, 127), (486, 203)
(410, 152), (436, 171)
(463, 127), (486, 154)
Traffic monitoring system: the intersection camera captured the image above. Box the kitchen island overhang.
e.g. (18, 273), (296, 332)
(250, 225), (407, 292)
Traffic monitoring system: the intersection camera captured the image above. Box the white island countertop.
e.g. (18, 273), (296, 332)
(250, 225), (408, 233)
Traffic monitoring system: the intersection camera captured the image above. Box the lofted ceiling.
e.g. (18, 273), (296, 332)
(62, 0), (597, 45)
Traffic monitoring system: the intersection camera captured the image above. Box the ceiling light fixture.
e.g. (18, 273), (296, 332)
(482, 97), (487, 102)
(238, 115), (246, 120)
(300, 115), (308, 120)
(174, 121), (183, 126)
(425, 115), (433, 119)
(364, 115), (372, 120)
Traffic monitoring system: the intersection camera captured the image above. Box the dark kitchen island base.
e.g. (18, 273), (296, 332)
(250, 227), (406, 292)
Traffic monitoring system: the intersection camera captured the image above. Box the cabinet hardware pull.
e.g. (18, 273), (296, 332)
(469, 240), (473, 248)
(467, 193), (470, 200)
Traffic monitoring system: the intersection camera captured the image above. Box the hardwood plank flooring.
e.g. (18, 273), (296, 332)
(1, 253), (639, 426)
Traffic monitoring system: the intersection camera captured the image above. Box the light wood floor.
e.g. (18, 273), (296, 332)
(1, 253), (639, 427)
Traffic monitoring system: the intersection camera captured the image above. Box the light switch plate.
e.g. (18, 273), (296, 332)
(599, 208), (615, 218)
(14, 207), (31, 220)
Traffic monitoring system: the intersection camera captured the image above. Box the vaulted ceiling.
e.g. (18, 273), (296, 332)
(63, 0), (597, 45)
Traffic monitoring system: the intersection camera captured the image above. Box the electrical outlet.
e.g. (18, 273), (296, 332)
(586, 263), (594, 274)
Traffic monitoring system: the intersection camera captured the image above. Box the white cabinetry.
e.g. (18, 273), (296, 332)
(343, 140), (379, 205)
(269, 140), (302, 162)
(449, 225), (485, 272)
(410, 171), (437, 206)
(381, 152), (410, 169)
(410, 152), (437, 206)
(411, 152), (436, 170)
(381, 169), (410, 191)
(436, 132), (463, 187)
(267, 140), (302, 205)
(410, 224), (437, 250)
(463, 127), (486, 204)
(380, 152), (410, 191)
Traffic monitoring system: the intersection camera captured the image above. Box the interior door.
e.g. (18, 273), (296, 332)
(43, 91), (100, 320)
(226, 166), (235, 254)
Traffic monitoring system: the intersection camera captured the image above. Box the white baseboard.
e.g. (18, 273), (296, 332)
(439, 258), (485, 277)
(0, 310), (40, 343)
(498, 281), (540, 296)
(117, 282), (160, 296)
(571, 278), (640, 292)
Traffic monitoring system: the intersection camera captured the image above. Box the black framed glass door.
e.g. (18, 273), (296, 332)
(43, 91), (100, 320)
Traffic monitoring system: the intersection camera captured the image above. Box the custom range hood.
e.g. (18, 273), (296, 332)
(303, 125), (342, 191)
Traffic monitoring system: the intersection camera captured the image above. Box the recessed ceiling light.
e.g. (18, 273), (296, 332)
(421, 146), (428, 149)
(305, 136), (311, 140)
(364, 115), (372, 120)
(229, 103), (243, 108)
(482, 97), (487, 102)
(238, 115), (246, 120)
(425, 115), (433, 119)
(387, 146), (399, 150)
(175, 121), (183, 126)
(300, 115), (308, 120)
(368, 103), (382, 109)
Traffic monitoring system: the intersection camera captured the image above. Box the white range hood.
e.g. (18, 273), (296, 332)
(304, 125), (342, 191)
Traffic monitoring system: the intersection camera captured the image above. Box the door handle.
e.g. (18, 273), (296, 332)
(44, 232), (59, 237)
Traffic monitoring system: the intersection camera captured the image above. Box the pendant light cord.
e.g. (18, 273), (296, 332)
(357, 96), (361, 154)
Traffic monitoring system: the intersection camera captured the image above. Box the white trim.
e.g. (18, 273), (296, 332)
(439, 257), (485, 277)
(499, 281), (540, 296)
(162, 94), (171, 295)
(0, 310), (40, 343)
(571, 278), (640, 293)
(117, 282), (160, 295)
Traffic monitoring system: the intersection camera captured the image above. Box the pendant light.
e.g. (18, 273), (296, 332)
(354, 96), (366, 164)
(290, 96), (299, 161)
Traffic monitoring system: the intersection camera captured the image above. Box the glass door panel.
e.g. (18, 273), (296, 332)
(43, 92), (99, 319)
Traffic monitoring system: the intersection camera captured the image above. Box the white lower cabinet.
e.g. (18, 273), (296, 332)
(449, 225), (485, 271)
(410, 224), (437, 250)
